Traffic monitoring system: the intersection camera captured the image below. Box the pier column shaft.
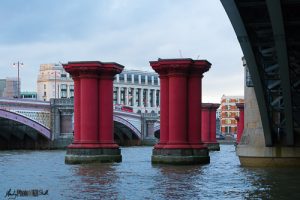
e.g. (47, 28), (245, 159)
(201, 104), (210, 143)
(187, 71), (204, 147)
(155, 73), (169, 148)
(98, 71), (119, 148)
(209, 104), (219, 143)
(73, 77), (81, 142)
(150, 58), (211, 165)
(63, 61), (124, 164)
(80, 74), (99, 143)
(168, 69), (189, 147)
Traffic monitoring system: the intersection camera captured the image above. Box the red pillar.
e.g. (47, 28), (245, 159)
(98, 64), (120, 148)
(201, 103), (211, 143)
(154, 72), (169, 148)
(236, 103), (244, 143)
(73, 75), (81, 143)
(209, 104), (220, 143)
(168, 68), (189, 148)
(63, 61), (124, 164)
(150, 58), (211, 165)
(188, 71), (202, 148)
(80, 74), (99, 144)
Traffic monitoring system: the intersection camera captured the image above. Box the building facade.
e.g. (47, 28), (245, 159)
(113, 70), (160, 114)
(0, 77), (19, 98)
(37, 64), (160, 114)
(219, 95), (244, 136)
(37, 64), (74, 101)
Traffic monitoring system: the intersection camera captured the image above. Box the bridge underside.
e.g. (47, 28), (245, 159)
(222, 0), (300, 147)
(114, 121), (141, 146)
(0, 118), (50, 150)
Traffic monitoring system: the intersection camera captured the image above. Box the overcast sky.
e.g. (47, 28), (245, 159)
(0, 0), (244, 103)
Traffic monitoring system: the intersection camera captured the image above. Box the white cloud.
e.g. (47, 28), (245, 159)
(0, 0), (244, 103)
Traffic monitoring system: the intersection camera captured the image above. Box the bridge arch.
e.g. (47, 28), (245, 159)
(0, 109), (51, 140)
(154, 124), (160, 139)
(113, 115), (142, 146)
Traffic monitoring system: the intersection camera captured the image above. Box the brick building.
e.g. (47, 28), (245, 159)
(220, 95), (244, 136)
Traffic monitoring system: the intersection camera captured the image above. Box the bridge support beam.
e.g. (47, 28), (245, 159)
(150, 58), (210, 165)
(63, 61), (124, 164)
(237, 86), (300, 167)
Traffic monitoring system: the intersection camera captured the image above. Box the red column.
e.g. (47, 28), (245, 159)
(168, 69), (189, 148)
(98, 66), (119, 148)
(155, 73), (169, 148)
(63, 61), (123, 149)
(150, 58), (211, 164)
(188, 73), (202, 147)
(80, 74), (99, 144)
(236, 103), (244, 143)
(201, 103), (211, 143)
(73, 76), (81, 143)
(209, 104), (220, 143)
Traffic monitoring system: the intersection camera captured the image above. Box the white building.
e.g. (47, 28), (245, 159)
(114, 70), (160, 114)
(37, 64), (74, 101)
(36, 64), (160, 114)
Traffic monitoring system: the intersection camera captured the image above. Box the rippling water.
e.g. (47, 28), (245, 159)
(1, 145), (300, 200)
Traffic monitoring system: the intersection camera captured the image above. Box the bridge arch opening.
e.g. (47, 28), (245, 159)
(113, 116), (142, 146)
(0, 115), (50, 149)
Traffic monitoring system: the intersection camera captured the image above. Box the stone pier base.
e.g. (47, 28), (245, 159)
(65, 148), (122, 164)
(237, 145), (300, 167)
(151, 148), (210, 165)
(205, 142), (220, 151)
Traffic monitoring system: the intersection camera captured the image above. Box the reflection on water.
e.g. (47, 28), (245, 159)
(1, 145), (300, 199)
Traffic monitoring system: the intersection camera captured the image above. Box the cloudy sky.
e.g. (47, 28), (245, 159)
(0, 0), (244, 103)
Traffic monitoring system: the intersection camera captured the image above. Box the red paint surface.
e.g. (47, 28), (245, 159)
(209, 104), (219, 143)
(188, 74), (202, 146)
(63, 61), (123, 149)
(150, 58), (211, 150)
(236, 103), (244, 143)
(155, 74), (169, 148)
(73, 77), (81, 143)
(168, 72), (188, 147)
(201, 104), (210, 143)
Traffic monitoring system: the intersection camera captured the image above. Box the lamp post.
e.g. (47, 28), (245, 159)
(13, 61), (23, 98)
(51, 70), (61, 99)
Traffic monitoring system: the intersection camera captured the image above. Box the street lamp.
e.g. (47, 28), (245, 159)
(13, 61), (23, 98)
(51, 70), (61, 99)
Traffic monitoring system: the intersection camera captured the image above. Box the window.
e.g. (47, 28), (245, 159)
(141, 75), (145, 84)
(154, 76), (158, 85)
(61, 84), (67, 98)
(44, 84), (46, 89)
(134, 75), (139, 84)
(119, 74), (124, 82)
(61, 74), (67, 78)
(69, 85), (74, 98)
(127, 74), (132, 82)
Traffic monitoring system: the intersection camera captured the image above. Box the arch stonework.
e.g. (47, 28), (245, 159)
(154, 125), (160, 133)
(113, 115), (141, 139)
(0, 109), (51, 140)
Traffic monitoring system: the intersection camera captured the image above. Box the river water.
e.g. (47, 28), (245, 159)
(1, 145), (300, 200)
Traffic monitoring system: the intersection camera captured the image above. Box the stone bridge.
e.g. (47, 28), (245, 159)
(0, 98), (158, 149)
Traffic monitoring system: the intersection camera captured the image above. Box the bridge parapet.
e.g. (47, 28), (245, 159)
(0, 98), (51, 128)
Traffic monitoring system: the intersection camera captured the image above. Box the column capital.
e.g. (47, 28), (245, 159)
(150, 58), (211, 76)
(63, 61), (124, 78)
